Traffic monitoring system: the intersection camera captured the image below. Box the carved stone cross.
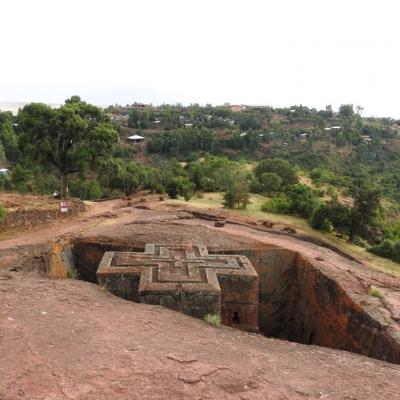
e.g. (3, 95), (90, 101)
(97, 243), (258, 331)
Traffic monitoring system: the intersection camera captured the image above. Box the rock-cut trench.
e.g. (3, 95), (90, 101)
(62, 239), (400, 365)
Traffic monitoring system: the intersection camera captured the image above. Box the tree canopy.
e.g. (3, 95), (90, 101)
(18, 96), (118, 199)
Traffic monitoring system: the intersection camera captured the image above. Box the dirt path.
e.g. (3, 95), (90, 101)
(0, 199), (136, 250)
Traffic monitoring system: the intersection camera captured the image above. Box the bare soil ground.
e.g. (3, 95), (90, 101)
(0, 193), (59, 212)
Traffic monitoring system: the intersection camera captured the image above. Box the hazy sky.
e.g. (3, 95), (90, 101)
(1, 0), (399, 117)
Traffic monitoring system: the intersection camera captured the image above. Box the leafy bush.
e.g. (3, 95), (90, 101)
(261, 194), (291, 214)
(204, 313), (221, 327)
(223, 179), (250, 209)
(259, 172), (282, 194)
(69, 179), (103, 200)
(369, 239), (400, 263)
(0, 204), (6, 220)
(287, 184), (319, 218)
(166, 176), (195, 201)
(368, 287), (383, 298)
(255, 158), (298, 189)
(10, 164), (31, 193)
(310, 204), (332, 232)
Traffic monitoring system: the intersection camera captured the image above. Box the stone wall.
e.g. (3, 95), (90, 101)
(0, 199), (85, 231)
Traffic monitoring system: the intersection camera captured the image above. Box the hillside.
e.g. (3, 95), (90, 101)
(1, 99), (400, 269)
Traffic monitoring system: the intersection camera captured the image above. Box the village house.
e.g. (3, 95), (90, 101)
(0, 168), (10, 176)
(109, 114), (129, 125)
(127, 134), (145, 143)
(361, 135), (373, 143)
(325, 126), (341, 132)
(229, 104), (247, 113)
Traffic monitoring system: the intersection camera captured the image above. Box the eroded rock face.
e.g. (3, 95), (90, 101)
(231, 247), (400, 364)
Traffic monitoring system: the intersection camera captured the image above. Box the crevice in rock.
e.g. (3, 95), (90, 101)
(215, 246), (400, 365)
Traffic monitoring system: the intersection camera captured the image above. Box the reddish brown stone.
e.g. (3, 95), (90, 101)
(262, 220), (274, 228)
(97, 243), (258, 332)
(282, 226), (297, 234)
(215, 220), (226, 227)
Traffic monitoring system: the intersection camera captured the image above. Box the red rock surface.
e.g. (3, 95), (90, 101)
(1, 273), (400, 400)
(1, 197), (400, 398)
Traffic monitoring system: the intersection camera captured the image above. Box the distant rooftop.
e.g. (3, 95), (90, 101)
(127, 134), (144, 140)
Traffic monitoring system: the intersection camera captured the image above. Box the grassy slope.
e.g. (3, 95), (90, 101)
(168, 192), (400, 278)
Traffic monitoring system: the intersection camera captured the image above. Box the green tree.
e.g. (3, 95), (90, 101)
(69, 178), (103, 200)
(326, 199), (351, 237)
(0, 141), (5, 162)
(166, 177), (180, 199)
(348, 180), (381, 242)
(10, 164), (31, 193)
(287, 184), (319, 218)
(259, 172), (282, 194)
(177, 176), (195, 201)
(339, 104), (355, 119)
(18, 97), (118, 199)
(223, 179), (250, 209)
(255, 159), (298, 189)
(0, 203), (6, 220)
(101, 158), (143, 196)
(0, 121), (19, 162)
(310, 203), (332, 232)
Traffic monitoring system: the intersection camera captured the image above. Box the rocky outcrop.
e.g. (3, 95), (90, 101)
(232, 247), (400, 364)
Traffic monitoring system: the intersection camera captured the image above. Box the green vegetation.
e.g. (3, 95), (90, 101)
(255, 159), (298, 190)
(368, 287), (383, 298)
(0, 204), (6, 220)
(204, 313), (221, 327)
(223, 178), (250, 209)
(369, 240), (400, 263)
(1, 100), (400, 268)
(18, 96), (118, 199)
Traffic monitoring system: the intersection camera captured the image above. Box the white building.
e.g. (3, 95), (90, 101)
(127, 134), (145, 143)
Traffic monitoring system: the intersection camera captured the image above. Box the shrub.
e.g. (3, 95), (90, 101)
(368, 287), (383, 298)
(369, 239), (400, 263)
(152, 183), (165, 194)
(259, 172), (282, 195)
(393, 241), (400, 263)
(326, 185), (336, 197)
(0, 204), (6, 220)
(204, 313), (221, 327)
(369, 240), (394, 259)
(222, 179), (250, 209)
(10, 164), (31, 193)
(69, 179), (103, 200)
(255, 158), (298, 189)
(166, 176), (195, 201)
(287, 184), (319, 218)
(166, 177), (180, 199)
(261, 194), (291, 214)
(310, 204), (332, 232)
